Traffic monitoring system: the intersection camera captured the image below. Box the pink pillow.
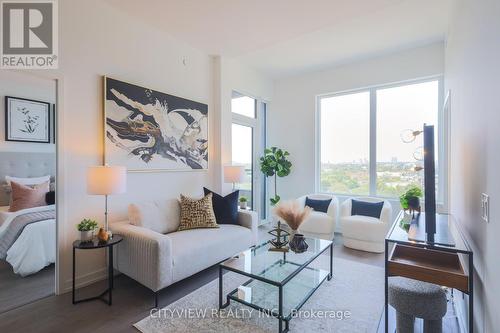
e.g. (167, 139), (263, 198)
(9, 181), (50, 212)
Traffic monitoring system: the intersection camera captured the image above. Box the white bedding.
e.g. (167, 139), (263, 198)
(0, 205), (56, 277)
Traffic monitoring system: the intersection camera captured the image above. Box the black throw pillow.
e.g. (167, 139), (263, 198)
(351, 199), (384, 218)
(45, 191), (55, 205)
(203, 187), (239, 225)
(305, 197), (332, 213)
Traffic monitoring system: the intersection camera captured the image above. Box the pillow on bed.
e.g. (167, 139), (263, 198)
(5, 175), (51, 186)
(9, 180), (50, 212)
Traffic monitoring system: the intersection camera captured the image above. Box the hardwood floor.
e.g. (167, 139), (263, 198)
(1, 227), (455, 333)
(0, 261), (54, 313)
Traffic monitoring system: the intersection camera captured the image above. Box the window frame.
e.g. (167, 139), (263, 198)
(315, 75), (447, 211)
(231, 90), (268, 221)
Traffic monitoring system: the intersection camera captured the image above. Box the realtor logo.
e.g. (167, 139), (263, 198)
(1, 0), (58, 69)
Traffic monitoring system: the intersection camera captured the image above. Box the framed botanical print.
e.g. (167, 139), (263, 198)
(5, 96), (51, 143)
(103, 76), (209, 172)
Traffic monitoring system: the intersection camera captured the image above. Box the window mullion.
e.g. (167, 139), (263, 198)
(369, 89), (377, 196)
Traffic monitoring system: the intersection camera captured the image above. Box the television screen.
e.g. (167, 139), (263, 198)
(423, 124), (436, 240)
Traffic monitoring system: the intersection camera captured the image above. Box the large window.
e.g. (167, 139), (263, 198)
(231, 123), (253, 207)
(318, 78), (444, 202)
(320, 91), (370, 195)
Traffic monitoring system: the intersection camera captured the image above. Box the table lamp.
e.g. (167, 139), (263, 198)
(224, 165), (245, 190)
(87, 165), (127, 231)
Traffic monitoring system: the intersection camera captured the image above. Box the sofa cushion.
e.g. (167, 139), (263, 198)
(178, 193), (218, 231)
(351, 199), (384, 218)
(305, 197), (332, 213)
(300, 211), (334, 235)
(128, 199), (180, 234)
(341, 215), (387, 242)
(169, 224), (252, 282)
(203, 187), (239, 225)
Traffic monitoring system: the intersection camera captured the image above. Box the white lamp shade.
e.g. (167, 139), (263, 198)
(224, 165), (246, 183)
(87, 165), (127, 195)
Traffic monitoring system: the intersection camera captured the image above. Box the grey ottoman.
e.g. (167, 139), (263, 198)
(388, 277), (447, 333)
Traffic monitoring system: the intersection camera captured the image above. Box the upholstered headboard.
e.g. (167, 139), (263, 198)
(0, 152), (56, 206)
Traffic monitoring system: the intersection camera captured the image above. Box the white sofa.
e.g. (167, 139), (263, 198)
(111, 199), (258, 307)
(339, 197), (392, 253)
(296, 194), (338, 240)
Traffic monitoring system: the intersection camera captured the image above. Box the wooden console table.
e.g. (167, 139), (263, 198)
(384, 211), (473, 332)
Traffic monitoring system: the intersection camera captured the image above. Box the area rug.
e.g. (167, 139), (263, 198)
(134, 256), (384, 333)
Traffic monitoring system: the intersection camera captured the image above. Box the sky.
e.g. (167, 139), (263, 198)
(320, 80), (439, 164)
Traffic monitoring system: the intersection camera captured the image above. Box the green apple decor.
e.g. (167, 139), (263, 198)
(259, 147), (292, 206)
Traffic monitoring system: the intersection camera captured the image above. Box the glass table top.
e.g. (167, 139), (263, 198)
(387, 211), (471, 253)
(221, 237), (332, 285)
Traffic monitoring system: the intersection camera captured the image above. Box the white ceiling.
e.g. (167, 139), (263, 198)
(105, 0), (451, 78)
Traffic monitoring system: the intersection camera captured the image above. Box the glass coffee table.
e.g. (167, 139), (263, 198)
(219, 237), (333, 333)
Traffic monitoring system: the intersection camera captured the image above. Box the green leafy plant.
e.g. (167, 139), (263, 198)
(77, 219), (99, 232)
(239, 196), (248, 203)
(399, 186), (423, 210)
(259, 147), (292, 206)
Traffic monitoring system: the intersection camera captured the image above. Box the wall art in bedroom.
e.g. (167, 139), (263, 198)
(5, 96), (51, 143)
(103, 77), (208, 171)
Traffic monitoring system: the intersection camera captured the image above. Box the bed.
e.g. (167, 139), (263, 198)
(0, 152), (56, 277)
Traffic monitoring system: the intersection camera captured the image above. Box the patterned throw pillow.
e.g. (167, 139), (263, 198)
(178, 193), (219, 231)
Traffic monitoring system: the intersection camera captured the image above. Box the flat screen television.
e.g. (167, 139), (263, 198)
(423, 124), (436, 241)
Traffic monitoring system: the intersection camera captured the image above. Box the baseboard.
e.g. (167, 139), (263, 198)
(61, 267), (108, 294)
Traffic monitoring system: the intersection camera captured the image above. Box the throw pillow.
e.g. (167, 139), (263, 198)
(178, 193), (218, 231)
(45, 191), (56, 205)
(351, 199), (384, 218)
(9, 180), (50, 212)
(305, 197), (332, 213)
(203, 187), (239, 224)
(129, 199), (181, 234)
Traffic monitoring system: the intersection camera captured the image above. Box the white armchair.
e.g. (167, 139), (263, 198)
(296, 194), (339, 240)
(339, 197), (392, 253)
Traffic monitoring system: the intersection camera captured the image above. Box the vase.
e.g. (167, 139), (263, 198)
(289, 233), (308, 253)
(80, 230), (93, 242)
(239, 202), (247, 209)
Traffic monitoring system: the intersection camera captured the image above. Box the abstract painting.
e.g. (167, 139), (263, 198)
(5, 96), (51, 143)
(104, 77), (208, 171)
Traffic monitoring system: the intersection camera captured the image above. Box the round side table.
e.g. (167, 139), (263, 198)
(72, 235), (123, 305)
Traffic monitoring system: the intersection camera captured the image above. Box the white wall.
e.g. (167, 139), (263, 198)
(268, 43), (444, 213)
(445, 1), (500, 331)
(52, 0), (214, 292)
(0, 71), (56, 153)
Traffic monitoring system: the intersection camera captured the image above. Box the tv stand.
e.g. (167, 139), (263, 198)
(384, 211), (474, 332)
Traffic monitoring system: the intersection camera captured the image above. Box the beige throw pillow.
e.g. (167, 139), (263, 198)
(178, 193), (218, 231)
(9, 180), (49, 212)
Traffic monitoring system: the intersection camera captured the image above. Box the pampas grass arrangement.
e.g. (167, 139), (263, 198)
(273, 200), (312, 231)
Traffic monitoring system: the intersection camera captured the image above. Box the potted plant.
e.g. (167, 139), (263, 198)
(400, 186), (423, 216)
(77, 219), (98, 241)
(259, 147), (292, 206)
(239, 196), (248, 209)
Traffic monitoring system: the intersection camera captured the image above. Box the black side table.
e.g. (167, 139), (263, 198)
(72, 235), (123, 305)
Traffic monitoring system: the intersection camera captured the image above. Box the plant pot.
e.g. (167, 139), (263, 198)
(407, 197), (420, 211)
(239, 202), (247, 209)
(80, 230), (94, 242)
(289, 233), (308, 253)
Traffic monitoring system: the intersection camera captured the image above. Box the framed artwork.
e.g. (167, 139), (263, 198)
(103, 76), (208, 172)
(5, 96), (51, 143)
